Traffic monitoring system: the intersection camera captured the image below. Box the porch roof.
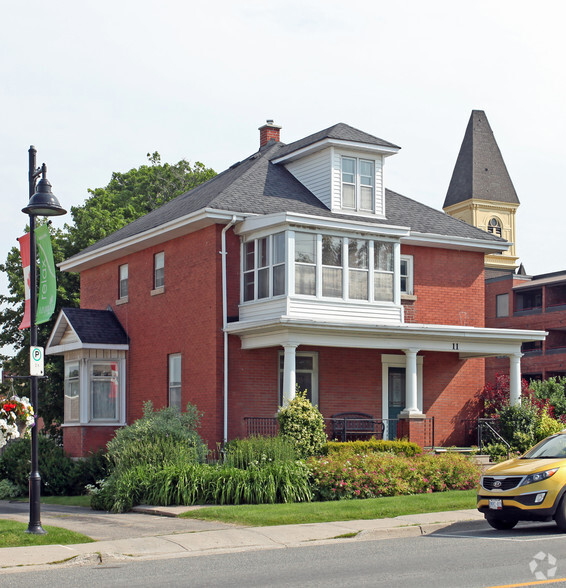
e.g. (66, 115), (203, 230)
(225, 318), (547, 358)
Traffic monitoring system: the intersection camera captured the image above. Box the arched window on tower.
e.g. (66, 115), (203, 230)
(487, 217), (502, 237)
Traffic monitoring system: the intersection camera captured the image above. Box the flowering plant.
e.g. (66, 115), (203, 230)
(0, 395), (35, 449)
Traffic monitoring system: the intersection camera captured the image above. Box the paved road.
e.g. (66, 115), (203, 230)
(0, 501), (233, 540)
(3, 520), (566, 587)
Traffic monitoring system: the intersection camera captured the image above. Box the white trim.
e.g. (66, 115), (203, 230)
(402, 231), (509, 253)
(59, 210), (247, 272)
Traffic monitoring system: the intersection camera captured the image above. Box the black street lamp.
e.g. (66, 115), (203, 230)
(22, 146), (66, 534)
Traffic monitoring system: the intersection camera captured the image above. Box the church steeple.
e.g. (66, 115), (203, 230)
(443, 110), (519, 272)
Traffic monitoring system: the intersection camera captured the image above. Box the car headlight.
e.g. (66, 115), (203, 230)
(520, 468), (559, 486)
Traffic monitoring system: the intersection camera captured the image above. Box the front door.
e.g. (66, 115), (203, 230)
(387, 367), (405, 439)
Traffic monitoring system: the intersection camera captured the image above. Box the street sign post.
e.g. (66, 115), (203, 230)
(30, 346), (44, 377)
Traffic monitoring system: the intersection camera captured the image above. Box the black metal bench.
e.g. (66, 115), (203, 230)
(330, 412), (385, 442)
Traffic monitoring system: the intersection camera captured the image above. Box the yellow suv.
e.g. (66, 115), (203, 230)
(477, 431), (566, 531)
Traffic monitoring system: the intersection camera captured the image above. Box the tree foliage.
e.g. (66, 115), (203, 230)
(0, 153), (215, 437)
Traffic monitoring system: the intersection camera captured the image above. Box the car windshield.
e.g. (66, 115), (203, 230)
(522, 434), (566, 459)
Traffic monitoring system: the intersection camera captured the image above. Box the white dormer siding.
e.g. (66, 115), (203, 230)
(283, 146), (385, 217)
(285, 148), (333, 209)
(331, 148), (384, 217)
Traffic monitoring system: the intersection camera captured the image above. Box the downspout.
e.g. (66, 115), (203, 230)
(221, 216), (238, 445)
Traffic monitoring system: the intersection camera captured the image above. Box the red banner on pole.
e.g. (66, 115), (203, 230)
(17, 233), (31, 330)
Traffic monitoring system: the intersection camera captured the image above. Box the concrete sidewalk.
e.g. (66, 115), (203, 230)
(0, 502), (485, 571)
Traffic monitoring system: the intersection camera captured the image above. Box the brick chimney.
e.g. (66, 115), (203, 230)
(259, 120), (282, 147)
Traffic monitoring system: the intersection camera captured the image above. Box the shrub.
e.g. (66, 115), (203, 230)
(223, 435), (298, 469)
(106, 401), (208, 473)
(277, 389), (327, 458)
(0, 435), (78, 496)
(70, 449), (111, 495)
(309, 452), (480, 501)
(530, 377), (566, 420)
(0, 478), (22, 499)
(323, 439), (422, 457)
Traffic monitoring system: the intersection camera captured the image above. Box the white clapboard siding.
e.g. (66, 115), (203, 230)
(60, 325), (80, 346)
(285, 149), (332, 208)
(239, 298), (289, 323)
(287, 298), (402, 325)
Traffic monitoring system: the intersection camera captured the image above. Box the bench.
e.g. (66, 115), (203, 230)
(330, 412), (385, 442)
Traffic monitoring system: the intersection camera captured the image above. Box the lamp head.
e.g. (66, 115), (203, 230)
(22, 165), (66, 217)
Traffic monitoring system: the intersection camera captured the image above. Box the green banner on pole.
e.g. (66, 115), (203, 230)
(35, 224), (57, 325)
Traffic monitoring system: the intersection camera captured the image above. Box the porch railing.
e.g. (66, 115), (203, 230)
(243, 416), (435, 448)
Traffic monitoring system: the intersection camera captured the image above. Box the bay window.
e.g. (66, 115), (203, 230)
(241, 230), (399, 304)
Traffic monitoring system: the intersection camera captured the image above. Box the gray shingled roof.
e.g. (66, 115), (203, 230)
(274, 122), (401, 159)
(62, 308), (129, 345)
(444, 110), (519, 208)
(67, 125), (505, 262)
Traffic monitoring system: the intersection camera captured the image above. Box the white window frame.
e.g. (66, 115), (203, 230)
(154, 252), (165, 289)
(278, 351), (319, 406)
(89, 360), (121, 423)
(341, 156), (375, 213)
(400, 255), (414, 296)
(119, 264), (128, 300)
(64, 361), (80, 423)
(241, 232), (287, 303)
(168, 353), (182, 410)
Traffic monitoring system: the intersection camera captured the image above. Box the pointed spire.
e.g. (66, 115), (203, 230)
(443, 110), (519, 208)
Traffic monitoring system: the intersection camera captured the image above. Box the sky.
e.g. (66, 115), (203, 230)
(2, 0), (565, 357)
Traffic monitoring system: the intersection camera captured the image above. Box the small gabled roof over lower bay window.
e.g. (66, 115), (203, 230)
(46, 308), (129, 355)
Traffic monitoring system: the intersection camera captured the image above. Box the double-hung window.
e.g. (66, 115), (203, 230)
(278, 351), (319, 406)
(349, 239), (369, 300)
(154, 252), (164, 289)
(64, 362), (80, 423)
(90, 362), (119, 421)
(243, 232), (287, 302)
(295, 233), (317, 296)
(374, 241), (394, 301)
(400, 255), (413, 295)
(119, 264), (128, 299)
(341, 157), (375, 212)
(322, 236), (343, 298)
(168, 353), (182, 409)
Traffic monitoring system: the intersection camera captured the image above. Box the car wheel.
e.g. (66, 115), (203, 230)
(553, 495), (566, 531)
(486, 516), (518, 530)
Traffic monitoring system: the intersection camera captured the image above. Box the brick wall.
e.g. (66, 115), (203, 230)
(402, 245), (485, 327)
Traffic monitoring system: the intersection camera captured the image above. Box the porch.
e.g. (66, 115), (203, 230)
(243, 415), (436, 448)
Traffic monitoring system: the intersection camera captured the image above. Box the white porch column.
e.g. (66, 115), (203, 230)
(282, 343), (298, 406)
(400, 348), (422, 416)
(509, 352), (523, 406)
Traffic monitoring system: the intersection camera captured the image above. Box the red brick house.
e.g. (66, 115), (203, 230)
(46, 121), (545, 456)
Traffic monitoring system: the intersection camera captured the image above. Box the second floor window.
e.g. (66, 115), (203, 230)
(119, 264), (128, 299)
(243, 232), (286, 302)
(341, 157), (375, 212)
(154, 252), (165, 289)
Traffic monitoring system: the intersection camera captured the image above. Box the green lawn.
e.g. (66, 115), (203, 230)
(180, 489), (477, 526)
(0, 520), (93, 548)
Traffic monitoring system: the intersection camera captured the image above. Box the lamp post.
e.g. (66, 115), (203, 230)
(22, 146), (66, 534)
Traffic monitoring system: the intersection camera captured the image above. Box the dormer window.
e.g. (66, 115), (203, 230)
(341, 157), (375, 212)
